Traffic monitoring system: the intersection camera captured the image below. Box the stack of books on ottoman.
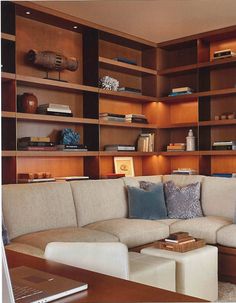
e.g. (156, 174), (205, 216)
(37, 103), (73, 117)
(156, 232), (205, 253)
(18, 137), (56, 151)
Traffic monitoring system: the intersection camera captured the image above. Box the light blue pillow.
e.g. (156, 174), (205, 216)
(127, 184), (167, 220)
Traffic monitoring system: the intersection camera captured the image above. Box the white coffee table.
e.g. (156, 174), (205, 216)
(141, 245), (218, 301)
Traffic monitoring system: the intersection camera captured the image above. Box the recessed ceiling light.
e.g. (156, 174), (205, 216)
(26, 11), (31, 15)
(73, 25), (78, 29)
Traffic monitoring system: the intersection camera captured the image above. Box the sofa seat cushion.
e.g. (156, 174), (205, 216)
(12, 227), (119, 251)
(217, 225), (236, 248)
(5, 243), (44, 258)
(170, 216), (232, 244)
(86, 218), (169, 248)
(158, 219), (180, 226)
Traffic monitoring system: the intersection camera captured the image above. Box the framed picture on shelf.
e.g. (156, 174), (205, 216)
(114, 157), (134, 177)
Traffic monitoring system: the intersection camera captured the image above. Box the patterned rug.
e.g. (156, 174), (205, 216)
(218, 282), (236, 302)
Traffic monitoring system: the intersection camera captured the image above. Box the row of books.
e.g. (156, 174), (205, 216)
(17, 137), (87, 151)
(37, 103), (73, 117)
(137, 133), (154, 152)
(99, 113), (148, 124)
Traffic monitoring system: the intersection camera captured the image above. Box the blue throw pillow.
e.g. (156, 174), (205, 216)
(127, 184), (167, 220)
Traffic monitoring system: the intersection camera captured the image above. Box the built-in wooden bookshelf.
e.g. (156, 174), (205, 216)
(1, 1), (236, 183)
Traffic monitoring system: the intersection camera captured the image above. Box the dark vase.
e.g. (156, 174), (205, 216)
(21, 93), (38, 114)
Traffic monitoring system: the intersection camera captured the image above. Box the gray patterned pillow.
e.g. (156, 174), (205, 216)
(164, 181), (203, 219)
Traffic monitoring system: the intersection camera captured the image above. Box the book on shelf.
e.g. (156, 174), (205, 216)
(172, 168), (197, 175)
(99, 113), (126, 122)
(137, 133), (154, 152)
(212, 141), (236, 150)
(125, 114), (146, 119)
(99, 113), (125, 118)
(213, 141), (236, 146)
(167, 143), (186, 151)
(57, 144), (88, 151)
(18, 178), (56, 183)
(213, 49), (236, 59)
(18, 146), (57, 151)
(105, 173), (126, 179)
(117, 87), (142, 94)
(38, 103), (71, 110)
(18, 136), (51, 143)
(104, 144), (136, 151)
(172, 87), (193, 94)
(37, 107), (72, 114)
(113, 57), (137, 65)
(125, 117), (148, 124)
(55, 176), (89, 181)
(18, 141), (55, 148)
(212, 173), (236, 178)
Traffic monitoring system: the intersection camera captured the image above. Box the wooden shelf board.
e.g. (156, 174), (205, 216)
(2, 111), (16, 118)
(158, 57), (236, 76)
(1, 32), (16, 42)
(199, 150), (236, 156)
(99, 89), (157, 103)
(16, 74), (98, 93)
(158, 64), (198, 76)
(199, 88), (236, 98)
(199, 119), (236, 127)
(159, 151), (199, 156)
(99, 120), (157, 129)
(99, 57), (157, 75)
(16, 112), (99, 125)
(2, 151), (16, 157)
(16, 151), (99, 157)
(1, 72), (16, 81)
(99, 151), (157, 156)
(158, 122), (198, 129)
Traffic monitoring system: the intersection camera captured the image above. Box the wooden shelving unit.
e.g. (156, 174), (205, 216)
(1, 1), (236, 182)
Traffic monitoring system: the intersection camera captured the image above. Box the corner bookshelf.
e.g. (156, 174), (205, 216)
(156, 25), (236, 176)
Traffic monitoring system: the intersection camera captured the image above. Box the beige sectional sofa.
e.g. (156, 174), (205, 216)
(2, 175), (236, 282)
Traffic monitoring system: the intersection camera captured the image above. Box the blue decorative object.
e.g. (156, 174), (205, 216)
(60, 128), (80, 145)
(2, 220), (10, 245)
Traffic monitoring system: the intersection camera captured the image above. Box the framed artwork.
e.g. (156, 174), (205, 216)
(114, 157), (134, 177)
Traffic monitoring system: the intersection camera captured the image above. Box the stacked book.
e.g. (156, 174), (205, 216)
(167, 143), (186, 152)
(212, 173), (236, 178)
(137, 133), (154, 152)
(212, 141), (236, 150)
(57, 144), (88, 151)
(18, 172), (55, 183)
(104, 144), (135, 152)
(125, 114), (148, 124)
(165, 232), (196, 245)
(168, 87), (193, 97)
(37, 103), (73, 117)
(18, 136), (56, 151)
(172, 168), (197, 175)
(117, 87), (141, 94)
(213, 49), (236, 60)
(113, 57), (137, 65)
(99, 112), (125, 122)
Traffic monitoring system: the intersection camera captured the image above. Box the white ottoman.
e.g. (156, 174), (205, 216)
(128, 252), (176, 291)
(141, 245), (218, 301)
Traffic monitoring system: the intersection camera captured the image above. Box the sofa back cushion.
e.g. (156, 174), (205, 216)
(202, 177), (236, 220)
(162, 175), (205, 186)
(123, 175), (162, 188)
(2, 182), (77, 240)
(70, 179), (127, 227)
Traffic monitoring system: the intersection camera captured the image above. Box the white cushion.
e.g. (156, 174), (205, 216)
(162, 175), (204, 186)
(123, 175), (162, 188)
(2, 182), (77, 239)
(170, 216), (231, 244)
(70, 179), (127, 227)
(217, 224), (236, 248)
(157, 218), (180, 226)
(129, 252), (176, 291)
(86, 218), (169, 248)
(202, 177), (236, 220)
